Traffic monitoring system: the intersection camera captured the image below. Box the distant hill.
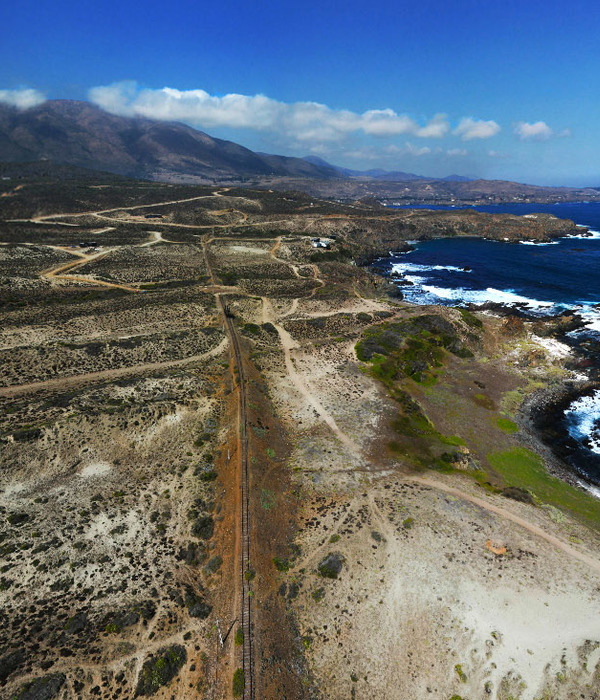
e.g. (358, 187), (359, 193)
(0, 100), (339, 182)
(303, 155), (428, 181)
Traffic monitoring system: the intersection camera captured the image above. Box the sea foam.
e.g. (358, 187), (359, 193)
(565, 390), (600, 455)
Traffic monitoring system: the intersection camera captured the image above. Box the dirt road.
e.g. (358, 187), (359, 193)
(0, 339), (228, 397)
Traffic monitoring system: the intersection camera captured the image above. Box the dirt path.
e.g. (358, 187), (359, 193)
(40, 246), (142, 292)
(9, 189), (235, 223)
(409, 475), (600, 575)
(0, 338), (228, 397)
(219, 297), (255, 699)
(139, 230), (170, 247)
(273, 320), (362, 455)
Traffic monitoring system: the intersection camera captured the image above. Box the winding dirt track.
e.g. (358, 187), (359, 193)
(0, 339), (229, 398)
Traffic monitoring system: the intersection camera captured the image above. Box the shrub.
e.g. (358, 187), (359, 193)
(317, 553), (345, 579)
(191, 516), (214, 540)
(273, 557), (290, 572)
(311, 587), (325, 602)
(203, 555), (222, 575)
(234, 628), (244, 646)
(232, 668), (245, 697)
(135, 645), (187, 696)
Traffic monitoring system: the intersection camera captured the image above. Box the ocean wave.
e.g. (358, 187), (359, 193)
(519, 240), (560, 246)
(391, 262), (471, 275)
(577, 479), (600, 499)
(568, 227), (600, 240)
(420, 285), (555, 308)
(565, 390), (600, 455)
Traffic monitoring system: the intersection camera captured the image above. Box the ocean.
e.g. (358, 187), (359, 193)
(377, 202), (600, 487)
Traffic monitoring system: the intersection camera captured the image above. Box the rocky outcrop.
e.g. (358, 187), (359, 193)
(344, 209), (583, 263)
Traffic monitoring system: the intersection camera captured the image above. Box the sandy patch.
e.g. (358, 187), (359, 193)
(80, 461), (112, 478)
(228, 245), (269, 255)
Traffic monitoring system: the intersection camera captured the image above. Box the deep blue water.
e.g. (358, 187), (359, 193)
(380, 202), (600, 488)
(381, 203), (600, 327)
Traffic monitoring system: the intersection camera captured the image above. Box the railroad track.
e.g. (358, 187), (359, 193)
(219, 295), (255, 700)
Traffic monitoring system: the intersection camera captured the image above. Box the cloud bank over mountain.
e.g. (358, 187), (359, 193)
(88, 82), (501, 147)
(0, 88), (46, 109)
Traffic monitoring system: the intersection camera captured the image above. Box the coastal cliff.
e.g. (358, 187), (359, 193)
(343, 209), (584, 264)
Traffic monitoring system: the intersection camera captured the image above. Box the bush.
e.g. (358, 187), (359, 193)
(317, 553), (345, 579)
(311, 587), (325, 602)
(234, 628), (244, 646)
(135, 645), (187, 696)
(203, 555), (222, 575)
(232, 668), (245, 697)
(273, 556), (290, 572)
(191, 516), (214, 540)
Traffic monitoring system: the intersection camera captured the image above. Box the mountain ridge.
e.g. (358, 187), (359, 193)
(0, 99), (339, 182)
(1, 100), (599, 204)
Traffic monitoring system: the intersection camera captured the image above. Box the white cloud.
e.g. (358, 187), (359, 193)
(417, 113), (450, 138)
(404, 142), (431, 157)
(447, 148), (468, 156)
(0, 88), (46, 109)
(89, 82), (495, 149)
(89, 83), (430, 141)
(383, 143), (431, 157)
(514, 120), (553, 141)
(454, 117), (501, 140)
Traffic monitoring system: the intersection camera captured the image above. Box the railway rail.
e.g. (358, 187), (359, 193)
(219, 296), (255, 700)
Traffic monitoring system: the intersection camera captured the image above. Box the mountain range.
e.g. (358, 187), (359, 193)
(0, 100), (338, 182)
(1, 100), (599, 205)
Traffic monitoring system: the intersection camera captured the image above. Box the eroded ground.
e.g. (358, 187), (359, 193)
(1, 176), (600, 700)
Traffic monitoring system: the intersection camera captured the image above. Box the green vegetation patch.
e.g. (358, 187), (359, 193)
(135, 645), (187, 696)
(473, 392), (496, 410)
(234, 628), (244, 646)
(356, 314), (474, 383)
(459, 308), (483, 329)
(261, 489), (277, 510)
(232, 668), (245, 697)
(356, 314), (480, 467)
(454, 664), (467, 682)
(497, 417), (518, 434)
(273, 556), (290, 572)
(488, 447), (600, 528)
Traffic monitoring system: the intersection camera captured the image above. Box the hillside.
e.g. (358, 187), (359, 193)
(0, 100), (338, 182)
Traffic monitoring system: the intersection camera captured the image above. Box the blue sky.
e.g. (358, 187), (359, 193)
(1, 0), (599, 185)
